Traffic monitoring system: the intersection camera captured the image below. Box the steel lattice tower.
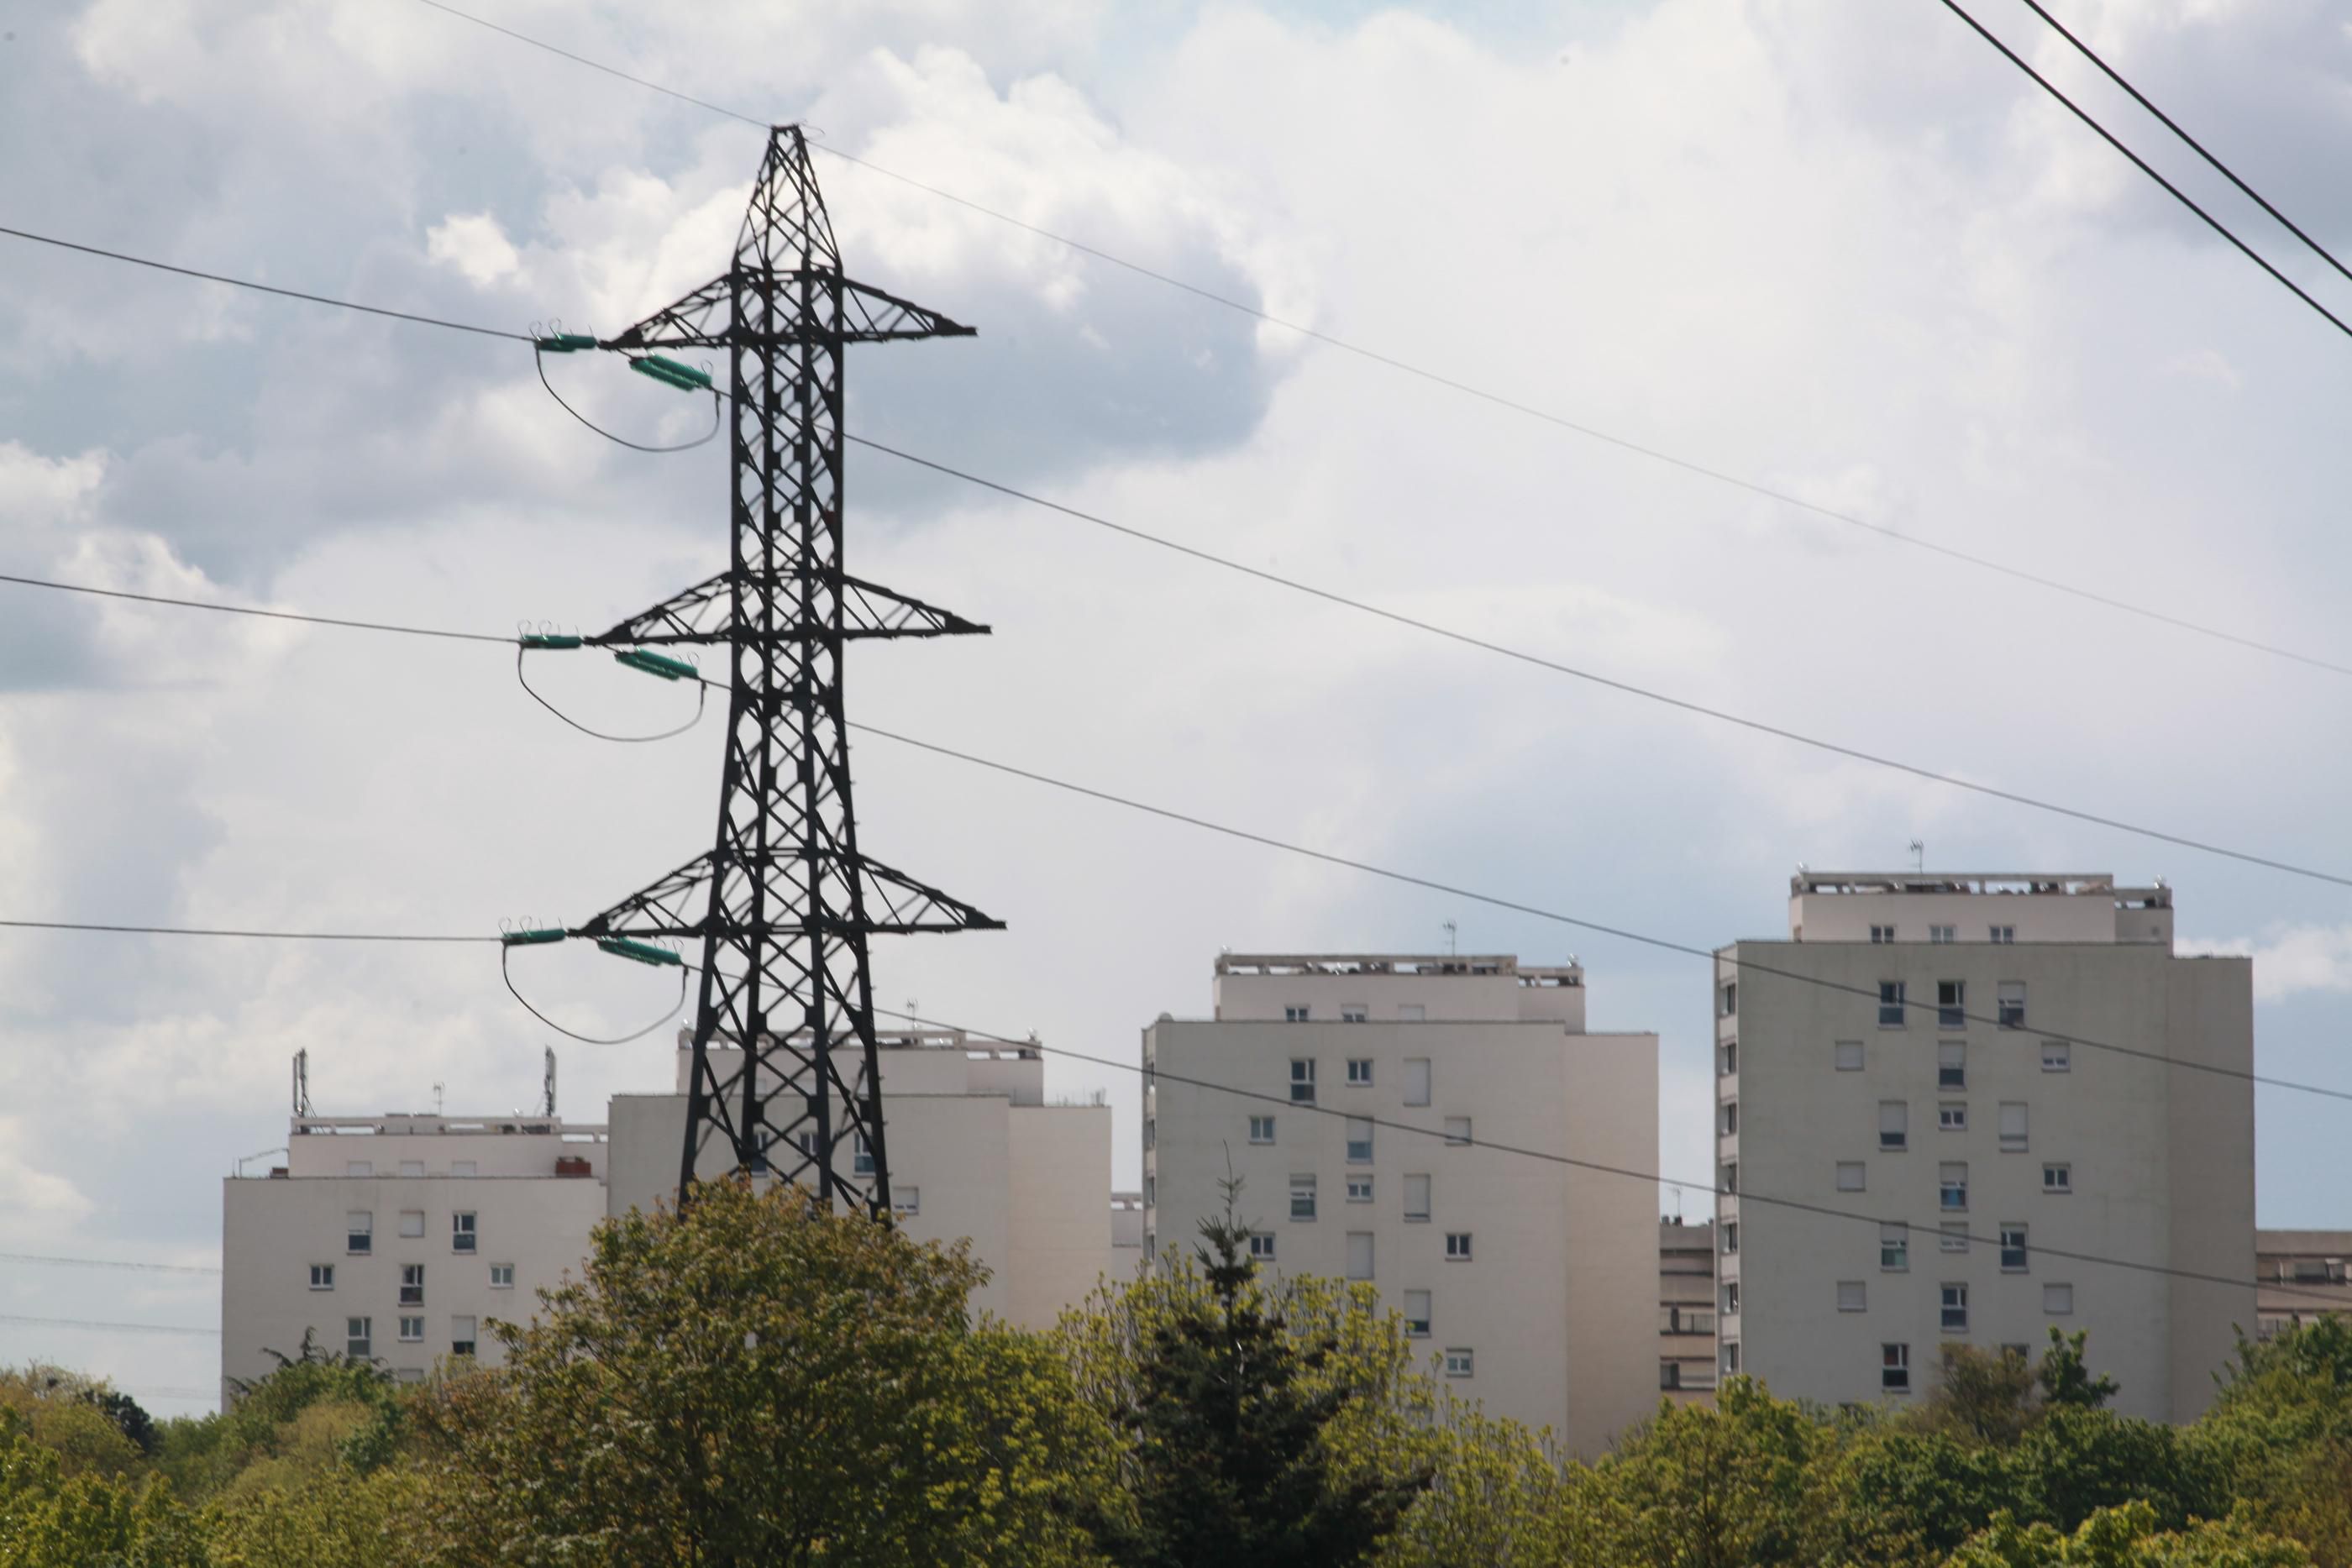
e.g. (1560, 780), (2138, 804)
(577, 125), (996, 1216)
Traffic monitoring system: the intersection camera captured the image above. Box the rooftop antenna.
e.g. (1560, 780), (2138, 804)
(1909, 839), (1925, 873)
(541, 1047), (558, 1119)
(291, 1048), (312, 1118)
(1442, 919), (1458, 956)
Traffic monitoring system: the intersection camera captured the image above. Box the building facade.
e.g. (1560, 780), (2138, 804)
(1142, 953), (1660, 1455)
(225, 1030), (1120, 1400)
(2255, 1230), (2352, 1340)
(1659, 1218), (1718, 1404)
(1714, 873), (2254, 1424)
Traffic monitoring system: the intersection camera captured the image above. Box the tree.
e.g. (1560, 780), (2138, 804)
(1929, 1344), (2041, 1447)
(1373, 1409), (1632, 1568)
(412, 1176), (1115, 1567)
(1061, 1180), (1434, 1567)
(1593, 1378), (1828, 1568)
(1947, 1500), (2311, 1567)
(2040, 1328), (2120, 1412)
(2185, 1319), (2352, 1565)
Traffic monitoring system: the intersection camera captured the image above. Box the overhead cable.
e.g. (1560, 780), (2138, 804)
(0, 1312), (218, 1337)
(0, 1251), (222, 1276)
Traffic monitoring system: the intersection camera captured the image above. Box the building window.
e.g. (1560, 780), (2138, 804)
(1347, 1058), (1373, 1086)
(1662, 1361), (1683, 1390)
(347, 1317), (371, 1359)
(1443, 1347), (1474, 1378)
(1990, 925), (2015, 944)
(1836, 1161), (1866, 1193)
(398, 1316), (424, 1343)
(853, 1133), (874, 1176)
(1719, 1101), (1739, 1136)
(1721, 1340), (1740, 1375)
(1999, 1102), (2029, 1151)
(1722, 1222), (1740, 1255)
(1346, 1175), (1373, 1204)
(346, 1161), (373, 1177)
(1403, 1173), (1431, 1223)
(400, 1264), (424, 1307)
(1290, 1059), (1316, 1103)
(1941, 1222), (1969, 1254)
(1719, 1041), (1738, 1077)
(1347, 1233), (1375, 1281)
(1143, 1117), (1155, 1151)
(1837, 1280), (1866, 1312)
(1404, 1290), (1431, 1337)
(1882, 1342), (1911, 1392)
(1347, 1118), (1374, 1164)
(1870, 924), (1895, 944)
(1930, 925), (1956, 944)
(1284, 1005), (1310, 1023)
(451, 1316), (476, 1357)
(2041, 1041), (2071, 1073)
(1998, 982), (2026, 1029)
(1721, 1281), (1740, 1315)
(1940, 1103), (1967, 1132)
(1940, 1162), (1968, 1211)
(308, 1264), (335, 1291)
(1719, 982), (1737, 1019)
(1249, 1233), (1277, 1261)
(399, 1210), (425, 1239)
(1443, 1117), (1472, 1146)
(2043, 1162), (2071, 1194)
(1399, 1004), (1425, 1022)
(1881, 1224), (1908, 1272)
(452, 1161), (476, 1177)
(1290, 1174), (1317, 1221)
(1720, 1162), (1738, 1193)
(452, 1213), (477, 1254)
(401, 1160), (426, 1177)
(1835, 1040), (1864, 1071)
(1144, 1175), (1155, 1209)
(893, 1188), (920, 1217)
(1939, 1041), (1966, 1089)
(2000, 1225), (2028, 1272)
(346, 1213), (372, 1254)
(1404, 1058), (1431, 1106)
(1341, 1005), (1368, 1024)
(1879, 1101), (1908, 1151)
(1248, 1114), (1276, 1145)
(1941, 1283), (1969, 1333)
(1938, 981), (1966, 1030)
(2044, 1283), (2074, 1315)
(1445, 1232), (1473, 1261)
(1879, 981), (1907, 1027)
(491, 1263), (516, 1288)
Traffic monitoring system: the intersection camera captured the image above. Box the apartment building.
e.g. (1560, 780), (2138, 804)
(1659, 1218), (1718, 1404)
(225, 1030), (1120, 1398)
(2255, 1230), (2352, 1340)
(1143, 953), (1659, 1455)
(1714, 873), (2254, 1424)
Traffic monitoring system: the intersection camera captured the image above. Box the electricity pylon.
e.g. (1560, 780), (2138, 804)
(571, 125), (997, 1217)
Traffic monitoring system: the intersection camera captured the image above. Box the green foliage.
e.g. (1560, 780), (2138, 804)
(2186, 1319), (2352, 1565)
(2042, 1329), (2122, 1412)
(1930, 1344), (2042, 1446)
(0, 1408), (203, 1566)
(1947, 1500), (2312, 1567)
(1374, 1409), (1631, 1567)
(414, 1176), (1116, 1567)
(1060, 1186), (1436, 1567)
(1594, 1378), (1828, 1568)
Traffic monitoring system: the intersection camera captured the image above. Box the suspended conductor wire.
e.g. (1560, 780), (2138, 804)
(513, 644), (708, 742)
(534, 347), (721, 454)
(498, 941), (690, 1045)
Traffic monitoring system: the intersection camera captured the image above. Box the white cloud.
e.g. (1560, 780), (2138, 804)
(427, 213), (522, 287)
(2184, 926), (2352, 1003)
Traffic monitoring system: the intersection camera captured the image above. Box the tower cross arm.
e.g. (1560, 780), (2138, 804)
(602, 272), (974, 352)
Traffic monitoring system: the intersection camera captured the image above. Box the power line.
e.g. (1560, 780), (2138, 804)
(2011, 0), (2352, 290)
(0, 1251), (221, 1276)
(844, 721), (2352, 1104)
(18, 508), (2345, 899)
(0, 1312), (218, 1338)
(0, 571), (515, 645)
(874, 1005), (2352, 1308)
(0, 919), (496, 943)
(0, 224), (529, 342)
(398, 0), (2352, 683)
(1937, 0), (2352, 343)
(841, 438), (2352, 892)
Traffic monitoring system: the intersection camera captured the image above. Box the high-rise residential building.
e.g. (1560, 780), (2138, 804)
(1142, 953), (1659, 1455)
(1714, 872), (2254, 1423)
(224, 1030), (1120, 1400)
(2255, 1230), (2351, 1340)
(1659, 1218), (1719, 1403)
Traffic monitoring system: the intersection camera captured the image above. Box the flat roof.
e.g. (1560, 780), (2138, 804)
(1789, 872), (2167, 903)
(1216, 953), (1582, 983)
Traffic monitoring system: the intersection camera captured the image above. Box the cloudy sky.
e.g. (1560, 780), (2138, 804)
(5, 0), (2352, 1414)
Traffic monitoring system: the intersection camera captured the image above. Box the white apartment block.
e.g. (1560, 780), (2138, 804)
(1658, 1218), (1718, 1404)
(1714, 873), (2254, 1424)
(1142, 953), (1659, 1456)
(2255, 1230), (2352, 1340)
(606, 1026), (1117, 1329)
(224, 1030), (1120, 1399)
